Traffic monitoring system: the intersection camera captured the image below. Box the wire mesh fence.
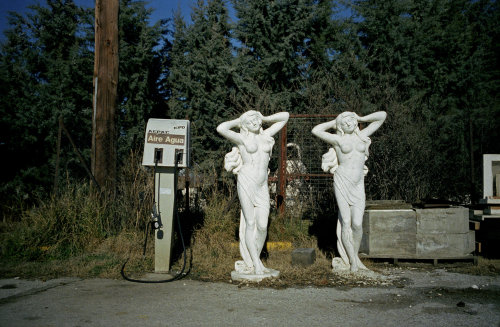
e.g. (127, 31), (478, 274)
(269, 114), (338, 216)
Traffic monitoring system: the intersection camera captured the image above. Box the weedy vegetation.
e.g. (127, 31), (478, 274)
(1, 153), (499, 286)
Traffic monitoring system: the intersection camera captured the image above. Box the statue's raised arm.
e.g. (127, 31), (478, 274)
(261, 112), (290, 137)
(216, 117), (244, 145)
(311, 117), (340, 145)
(356, 111), (387, 138)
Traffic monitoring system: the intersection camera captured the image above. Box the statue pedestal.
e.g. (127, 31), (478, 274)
(332, 257), (371, 273)
(230, 260), (279, 282)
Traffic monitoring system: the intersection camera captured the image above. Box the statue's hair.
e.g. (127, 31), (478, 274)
(335, 111), (354, 136)
(239, 110), (264, 136)
(321, 148), (338, 174)
(225, 110), (276, 174)
(322, 112), (370, 175)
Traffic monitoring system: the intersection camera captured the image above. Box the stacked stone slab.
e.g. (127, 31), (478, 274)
(477, 197), (500, 219)
(482, 155), (500, 200)
(415, 208), (474, 257)
(359, 209), (416, 257)
(359, 207), (475, 258)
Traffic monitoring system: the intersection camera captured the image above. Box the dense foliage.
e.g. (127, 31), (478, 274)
(0, 0), (168, 212)
(0, 0), (94, 203)
(168, 0), (234, 170)
(1, 0), (499, 217)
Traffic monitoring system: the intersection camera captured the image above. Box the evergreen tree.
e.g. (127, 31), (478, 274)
(0, 0), (94, 202)
(302, 1), (374, 114)
(117, 0), (170, 159)
(0, 0), (171, 206)
(351, 0), (500, 201)
(232, 0), (323, 113)
(168, 0), (234, 171)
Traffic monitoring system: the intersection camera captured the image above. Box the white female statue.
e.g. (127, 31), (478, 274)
(312, 111), (386, 272)
(217, 110), (289, 281)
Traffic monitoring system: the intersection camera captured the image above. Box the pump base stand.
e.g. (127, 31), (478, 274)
(154, 167), (176, 273)
(230, 261), (279, 282)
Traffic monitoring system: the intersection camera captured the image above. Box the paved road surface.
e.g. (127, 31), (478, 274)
(1, 268), (499, 326)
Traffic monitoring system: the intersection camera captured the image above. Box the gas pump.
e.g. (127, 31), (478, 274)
(142, 119), (190, 273)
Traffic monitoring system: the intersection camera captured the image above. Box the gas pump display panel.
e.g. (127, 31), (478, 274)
(142, 119), (190, 168)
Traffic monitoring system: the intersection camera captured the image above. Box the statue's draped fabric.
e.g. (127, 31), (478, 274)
(333, 166), (365, 209)
(237, 170), (270, 210)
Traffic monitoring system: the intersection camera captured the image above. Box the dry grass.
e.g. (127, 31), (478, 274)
(182, 191), (240, 281)
(0, 228), (153, 280)
(446, 256), (500, 276)
(0, 151), (155, 279)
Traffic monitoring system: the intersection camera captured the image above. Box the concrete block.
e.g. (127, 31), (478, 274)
(292, 248), (316, 266)
(363, 210), (416, 234)
(365, 200), (412, 210)
(479, 198), (500, 204)
(416, 231), (475, 257)
(360, 210), (416, 256)
(361, 232), (416, 256)
(470, 209), (483, 219)
(479, 196), (500, 206)
(468, 230), (476, 253)
(360, 208), (473, 258)
(416, 207), (469, 234)
(484, 207), (500, 215)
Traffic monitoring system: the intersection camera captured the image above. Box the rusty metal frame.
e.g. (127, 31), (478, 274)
(273, 114), (338, 215)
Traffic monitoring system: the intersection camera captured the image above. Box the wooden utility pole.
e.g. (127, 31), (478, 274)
(92, 0), (119, 192)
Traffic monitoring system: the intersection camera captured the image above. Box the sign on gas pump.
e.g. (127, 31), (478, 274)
(142, 119), (190, 167)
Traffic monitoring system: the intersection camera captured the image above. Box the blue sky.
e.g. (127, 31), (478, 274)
(0, 1), (350, 43)
(0, 0), (198, 41)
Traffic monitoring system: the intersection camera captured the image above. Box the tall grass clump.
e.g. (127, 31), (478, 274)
(267, 212), (313, 245)
(188, 187), (240, 281)
(2, 183), (107, 260)
(0, 151), (154, 264)
(0, 151), (334, 283)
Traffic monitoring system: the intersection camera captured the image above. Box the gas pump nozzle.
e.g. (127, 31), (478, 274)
(151, 204), (161, 230)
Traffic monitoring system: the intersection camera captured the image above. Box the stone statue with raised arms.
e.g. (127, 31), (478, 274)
(217, 110), (289, 281)
(312, 111), (386, 272)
